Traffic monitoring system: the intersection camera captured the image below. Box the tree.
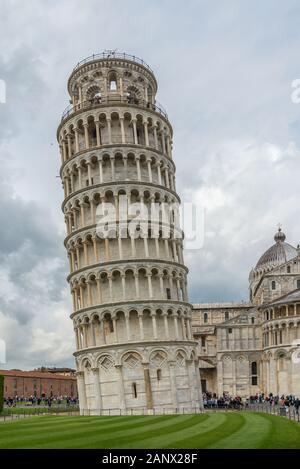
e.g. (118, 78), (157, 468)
(0, 375), (4, 413)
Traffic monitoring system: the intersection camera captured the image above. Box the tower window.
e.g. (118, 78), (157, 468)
(166, 288), (171, 299)
(201, 336), (206, 347)
(251, 317), (255, 324)
(297, 279), (300, 289)
(251, 361), (257, 375)
(228, 328), (232, 334)
(203, 312), (208, 323)
(109, 73), (117, 91)
(108, 318), (114, 333)
(225, 312), (229, 320)
(132, 383), (137, 398)
(251, 361), (258, 386)
(287, 266), (291, 273)
(271, 281), (276, 290)
(157, 369), (162, 381)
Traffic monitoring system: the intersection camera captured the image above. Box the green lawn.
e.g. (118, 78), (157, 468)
(0, 412), (299, 449)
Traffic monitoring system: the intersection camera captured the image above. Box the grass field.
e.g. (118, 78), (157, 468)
(0, 412), (299, 449)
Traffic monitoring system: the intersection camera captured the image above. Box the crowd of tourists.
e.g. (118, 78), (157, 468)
(202, 391), (300, 413)
(4, 395), (78, 407)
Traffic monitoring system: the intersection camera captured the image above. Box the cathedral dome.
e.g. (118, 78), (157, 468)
(255, 228), (297, 269)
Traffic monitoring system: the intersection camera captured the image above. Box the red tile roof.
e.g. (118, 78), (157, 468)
(0, 369), (77, 380)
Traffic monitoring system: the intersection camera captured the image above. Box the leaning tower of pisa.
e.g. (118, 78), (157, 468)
(57, 52), (202, 414)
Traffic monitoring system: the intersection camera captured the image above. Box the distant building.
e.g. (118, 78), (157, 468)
(194, 228), (300, 397)
(0, 369), (77, 398)
(33, 367), (76, 376)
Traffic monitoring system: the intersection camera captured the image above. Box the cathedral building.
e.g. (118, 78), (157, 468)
(194, 228), (300, 398)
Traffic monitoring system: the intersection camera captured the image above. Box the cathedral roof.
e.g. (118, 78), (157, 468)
(268, 288), (300, 306)
(255, 228), (297, 270)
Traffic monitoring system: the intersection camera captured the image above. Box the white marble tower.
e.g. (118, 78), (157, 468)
(57, 52), (202, 414)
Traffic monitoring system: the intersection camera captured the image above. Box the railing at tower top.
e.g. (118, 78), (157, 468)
(61, 96), (169, 122)
(72, 52), (154, 75)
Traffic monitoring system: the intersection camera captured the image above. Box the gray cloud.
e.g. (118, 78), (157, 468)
(0, 0), (300, 368)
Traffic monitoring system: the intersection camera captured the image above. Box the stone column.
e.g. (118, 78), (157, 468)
(164, 167), (170, 189)
(98, 158), (103, 183)
(67, 134), (72, 158)
(134, 272), (140, 298)
(163, 312), (170, 339)
(82, 324), (88, 348)
(92, 368), (102, 414)
(176, 278), (181, 300)
(186, 317), (192, 340)
(110, 156), (115, 181)
(78, 166), (82, 189)
(159, 274), (164, 297)
(147, 272), (153, 298)
(151, 311), (158, 339)
(62, 140), (67, 162)
(74, 327), (79, 349)
(115, 365), (126, 410)
(121, 273), (126, 300)
(107, 118), (112, 144)
(79, 286), (84, 309)
(91, 320), (96, 346)
(100, 320), (106, 347)
(96, 278), (102, 303)
(181, 315), (187, 340)
(132, 119), (138, 145)
(143, 363), (153, 410)
(157, 162), (162, 185)
(80, 203), (85, 227)
(84, 123), (89, 149)
(87, 281), (93, 306)
(83, 241), (89, 266)
(168, 361), (178, 408)
(120, 117), (126, 144)
(123, 156), (128, 180)
(143, 120), (149, 146)
(138, 312), (144, 340)
(76, 371), (87, 415)
(147, 158), (152, 183)
(153, 125), (158, 150)
(136, 156), (141, 181)
(125, 312), (131, 341)
(161, 132), (166, 154)
(173, 313), (179, 340)
(92, 236), (99, 262)
(186, 359), (196, 408)
(113, 316), (118, 343)
(108, 274), (113, 302)
(74, 128), (79, 153)
(95, 120), (101, 146)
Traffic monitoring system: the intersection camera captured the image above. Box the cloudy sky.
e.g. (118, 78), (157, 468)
(0, 0), (300, 369)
